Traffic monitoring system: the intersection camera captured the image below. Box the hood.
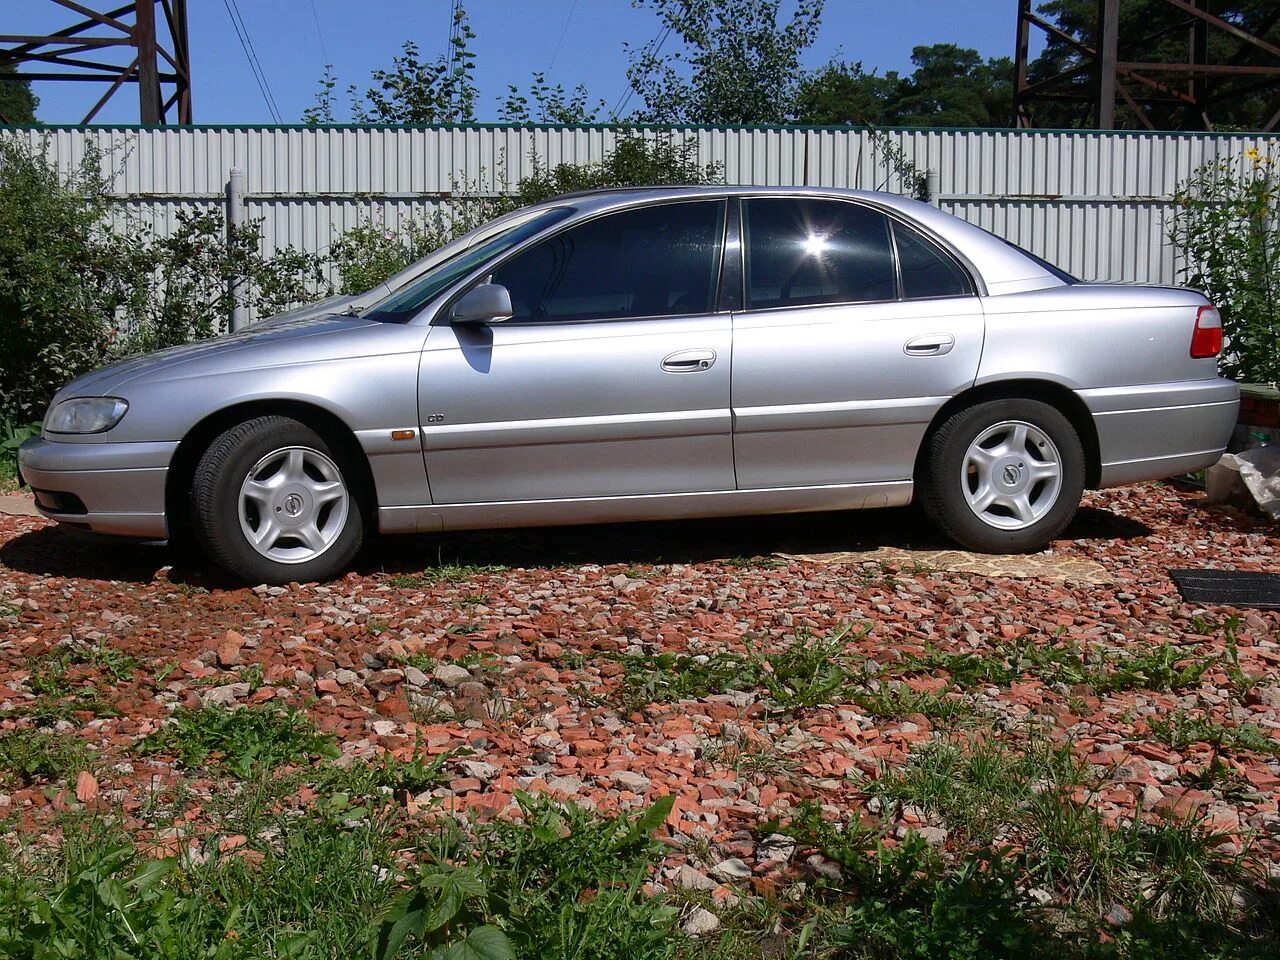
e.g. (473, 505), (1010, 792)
(60, 314), (385, 399)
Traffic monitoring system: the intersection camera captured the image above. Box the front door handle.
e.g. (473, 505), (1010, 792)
(661, 348), (716, 373)
(904, 334), (955, 357)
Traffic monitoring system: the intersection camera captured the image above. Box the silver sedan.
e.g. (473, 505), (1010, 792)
(19, 186), (1238, 584)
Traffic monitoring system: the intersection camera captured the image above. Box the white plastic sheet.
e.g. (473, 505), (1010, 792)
(1205, 450), (1280, 517)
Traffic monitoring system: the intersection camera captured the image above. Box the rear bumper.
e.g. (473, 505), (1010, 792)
(16, 436), (176, 539)
(1080, 378), (1239, 487)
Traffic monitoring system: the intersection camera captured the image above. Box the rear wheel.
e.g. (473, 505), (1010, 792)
(919, 398), (1085, 553)
(191, 416), (365, 584)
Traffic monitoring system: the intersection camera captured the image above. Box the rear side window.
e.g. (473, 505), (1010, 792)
(892, 221), (974, 299)
(490, 200), (725, 322)
(743, 198), (896, 309)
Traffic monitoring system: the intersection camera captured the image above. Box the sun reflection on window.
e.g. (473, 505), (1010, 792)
(801, 234), (829, 257)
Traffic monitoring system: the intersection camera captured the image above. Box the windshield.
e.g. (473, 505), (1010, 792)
(361, 207), (573, 323)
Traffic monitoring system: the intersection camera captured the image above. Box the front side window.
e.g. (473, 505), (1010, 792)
(743, 198), (896, 310)
(488, 200), (726, 323)
(361, 207), (573, 323)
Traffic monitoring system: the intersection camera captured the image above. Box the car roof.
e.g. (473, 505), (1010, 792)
(540, 185), (1062, 296)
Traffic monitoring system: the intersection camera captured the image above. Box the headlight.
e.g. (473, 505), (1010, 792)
(43, 397), (129, 434)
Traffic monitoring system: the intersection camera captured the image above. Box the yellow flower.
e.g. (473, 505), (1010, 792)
(1246, 147), (1261, 161)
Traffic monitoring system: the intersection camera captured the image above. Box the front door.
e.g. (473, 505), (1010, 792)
(419, 198), (735, 504)
(731, 196), (984, 489)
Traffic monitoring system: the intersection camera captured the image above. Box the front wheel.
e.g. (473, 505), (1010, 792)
(919, 399), (1085, 554)
(191, 416), (365, 584)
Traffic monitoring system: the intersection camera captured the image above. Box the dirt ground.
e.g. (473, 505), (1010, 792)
(2, 481), (1279, 890)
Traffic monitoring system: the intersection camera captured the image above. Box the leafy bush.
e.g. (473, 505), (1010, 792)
(0, 416), (39, 485)
(0, 138), (119, 421)
(1170, 146), (1280, 383)
(0, 138), (326, 421)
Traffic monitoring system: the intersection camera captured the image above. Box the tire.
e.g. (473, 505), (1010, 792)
(918, 398), (1085, 554)
(191, 416), (365, 584)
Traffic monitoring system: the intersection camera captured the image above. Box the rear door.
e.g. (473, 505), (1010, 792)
(418, 199), (735, 504)
(731, 197), (984, 488)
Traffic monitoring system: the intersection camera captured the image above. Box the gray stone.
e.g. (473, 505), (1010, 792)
(403, 666), (430, 687)
(757, 833), (797, 864)
(709, 857), (753, 882)
(200, 683), (249, 707)
(675, 865), (718, 891)
(614, 770), (652, 793)
(458, 759), (501, 782)
(433, 663), (472, 688)
(682, 907), (720, 937)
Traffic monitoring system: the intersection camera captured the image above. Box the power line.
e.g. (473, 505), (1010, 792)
(547, 0), (579, 74)
(307, 0), (329, 66)
(222, 0), (283, 123)
(610, 23), (670, 121)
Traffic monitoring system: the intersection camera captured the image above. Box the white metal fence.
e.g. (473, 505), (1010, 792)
(9, 124), (1280, 292)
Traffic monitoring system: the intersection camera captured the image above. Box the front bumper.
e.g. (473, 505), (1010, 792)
(17, 436), (177, 539)
(1081, 378), (1239, 487)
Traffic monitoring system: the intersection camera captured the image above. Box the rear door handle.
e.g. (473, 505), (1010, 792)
(661, 348), (716, 373)
(904, 334), (955, 357)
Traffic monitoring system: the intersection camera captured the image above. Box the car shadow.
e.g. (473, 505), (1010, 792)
(0, 504), (1154, 586)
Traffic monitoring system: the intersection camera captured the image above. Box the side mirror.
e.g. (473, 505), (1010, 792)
(450, 283), (513, 324)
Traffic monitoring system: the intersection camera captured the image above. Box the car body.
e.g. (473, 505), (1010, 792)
(19, 186), (1238, 583)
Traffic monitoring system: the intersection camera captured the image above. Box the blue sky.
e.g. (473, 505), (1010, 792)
(13, 1), (1027, 125)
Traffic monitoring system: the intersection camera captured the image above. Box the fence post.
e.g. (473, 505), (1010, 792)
(926, 168), (941, 208)
(226, 166), (248, 332)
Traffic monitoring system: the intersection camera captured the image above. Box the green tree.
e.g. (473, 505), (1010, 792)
(1027, 0), (1280, 130)
(307, 4), (480, 124)
(798, 45), (1012, 128)
(0, 65), (39, 124)
(498, 72), (605, 124)
(623, 0), (824, 124)
(797, 60), (897, 126)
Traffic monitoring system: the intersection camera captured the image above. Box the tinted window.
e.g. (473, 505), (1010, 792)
(743, 198), (896, 309)
(489, 201), (725, 322)
(361, 208), (572, 323)
(892, 222), (974, 299)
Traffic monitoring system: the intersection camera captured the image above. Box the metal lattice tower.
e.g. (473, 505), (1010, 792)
(1014, 0), (1280, 131)
(0, 0), (192, 124)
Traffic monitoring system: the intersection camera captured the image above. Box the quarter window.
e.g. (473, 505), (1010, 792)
(488, 200), (726, 323)
(892, 221), (974, 299)
(743, 198), (896, 309)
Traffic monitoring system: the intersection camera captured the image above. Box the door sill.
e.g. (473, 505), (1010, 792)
(378, 480), (913, 533)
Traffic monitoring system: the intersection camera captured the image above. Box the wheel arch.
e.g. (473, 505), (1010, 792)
(165, 399), (377, 542)
(916, 379), (1101, 489)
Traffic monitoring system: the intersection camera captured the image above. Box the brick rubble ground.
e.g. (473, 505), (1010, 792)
(2, 481), (1279, 895)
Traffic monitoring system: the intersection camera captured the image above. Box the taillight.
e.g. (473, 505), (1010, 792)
(1191, 305), (1223, 359)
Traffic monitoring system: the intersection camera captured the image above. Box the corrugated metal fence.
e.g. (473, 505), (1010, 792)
(10, 124), (1280, 291)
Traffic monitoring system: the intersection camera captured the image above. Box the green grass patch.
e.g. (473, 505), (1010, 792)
(1149, 710), (1280, 758)
(0, 793), (680, 960)
(0, 729), (95, 787)
(386, 563), (509, 589)
(901, 638), (1226, 695)
(134, 706), (340, 778)
(617, 624), (870, 714)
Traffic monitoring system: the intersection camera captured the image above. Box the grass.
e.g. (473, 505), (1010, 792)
(133, 705), (340, 778)
(753, 730), (1280, 960)
(1148, 710), (1280, 758)
(0, 791), (681, 960)
(900, 637), (1227, 695)
(0, 729), (95, 787)
(309, 745), (454, 800)
(385, 562), (509, 589)
(616, 624), (870, 714)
